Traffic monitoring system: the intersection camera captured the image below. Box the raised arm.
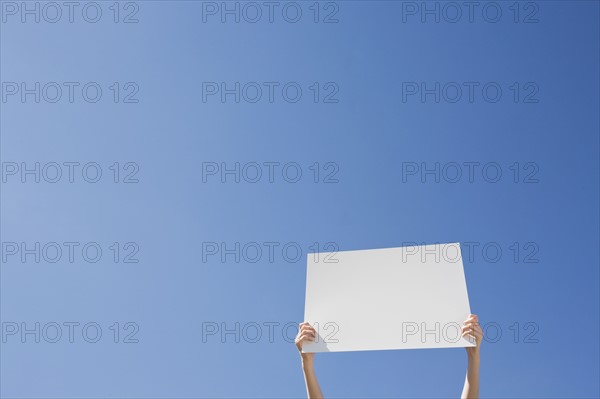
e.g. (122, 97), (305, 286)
(295, 322), (324, 399)
(461, 314), (483, 399)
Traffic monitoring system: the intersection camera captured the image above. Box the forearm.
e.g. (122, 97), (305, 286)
(461, 354), (480, 399)
(302, 360), (324, 399)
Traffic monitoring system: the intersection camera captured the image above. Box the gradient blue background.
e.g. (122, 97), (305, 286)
(1, 1), (599, 398)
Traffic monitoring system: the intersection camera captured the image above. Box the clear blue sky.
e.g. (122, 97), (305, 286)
(1, 1), (599, 398)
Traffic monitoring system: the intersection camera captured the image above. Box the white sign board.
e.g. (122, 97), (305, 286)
(303, 243), (474, 353)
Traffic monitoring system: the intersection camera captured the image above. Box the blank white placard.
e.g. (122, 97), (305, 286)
(302, 243), (475, 353)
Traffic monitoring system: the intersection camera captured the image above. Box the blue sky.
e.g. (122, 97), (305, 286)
(1, 1), (599, 398)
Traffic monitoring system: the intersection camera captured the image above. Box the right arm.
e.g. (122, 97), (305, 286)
(460, 314), (482, 399)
